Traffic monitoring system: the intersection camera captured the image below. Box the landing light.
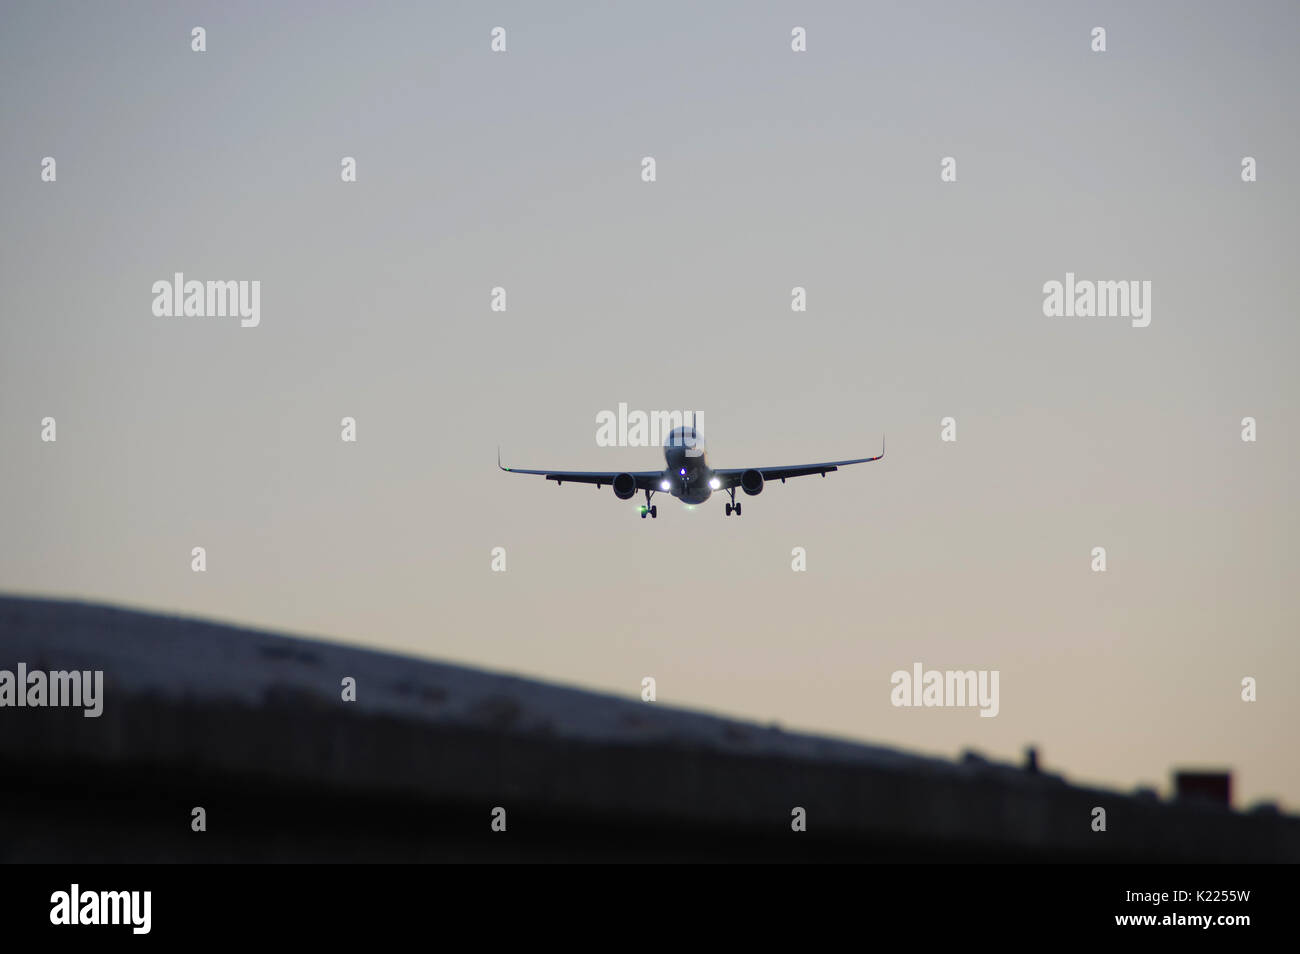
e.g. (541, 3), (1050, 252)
(660, 480), (670, 490)
(679, 468), (686, 476)
(709, 478), (720, 490)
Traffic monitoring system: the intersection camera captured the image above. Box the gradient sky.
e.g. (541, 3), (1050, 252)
(2, 1), (1297, 809)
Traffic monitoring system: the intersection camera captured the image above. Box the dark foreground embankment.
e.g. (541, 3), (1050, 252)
(0, 596), (1295, 862)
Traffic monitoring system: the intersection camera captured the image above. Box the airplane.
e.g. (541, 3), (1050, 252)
(498, 425), (884, 518)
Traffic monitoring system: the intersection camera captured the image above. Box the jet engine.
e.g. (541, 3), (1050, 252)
(741, 469), (765, 496)
(612, 473), (638, 500)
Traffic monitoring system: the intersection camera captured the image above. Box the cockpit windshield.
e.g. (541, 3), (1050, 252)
(665, 426), (696, 447)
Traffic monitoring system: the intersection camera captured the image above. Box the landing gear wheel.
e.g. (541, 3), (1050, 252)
(650, 506), (657, 518)
(725, 487), (740, 516)
(640, 509), (647, 519)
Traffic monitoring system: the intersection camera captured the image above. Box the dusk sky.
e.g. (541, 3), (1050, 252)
(2, 1), (1297, 808)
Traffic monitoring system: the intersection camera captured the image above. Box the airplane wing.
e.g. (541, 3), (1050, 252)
(712, 437), (884, 488)
(498, 450), (662, 490)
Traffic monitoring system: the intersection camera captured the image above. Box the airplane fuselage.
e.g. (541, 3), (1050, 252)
(663, 433), (713, 504)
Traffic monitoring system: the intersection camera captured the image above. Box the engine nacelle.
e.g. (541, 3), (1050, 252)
(741, 469), (764, 496)
(612, 473), (638, 500)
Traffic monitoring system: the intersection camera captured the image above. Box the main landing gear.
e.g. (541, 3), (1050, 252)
(724, 487), (742, 516)
(640, 489), (658, 519)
